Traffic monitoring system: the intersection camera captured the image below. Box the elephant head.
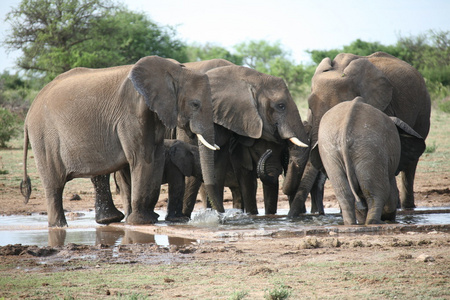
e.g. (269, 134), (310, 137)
(128, 56), (224, 214)
(206, 65), (309, 147)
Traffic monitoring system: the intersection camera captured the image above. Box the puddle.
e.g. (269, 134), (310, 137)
(188, 208), (450, 231)
(0, 210), (197, 248)
(1, 207), (449, 247)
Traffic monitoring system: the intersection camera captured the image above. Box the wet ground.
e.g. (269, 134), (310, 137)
(1, 207), (449, 248)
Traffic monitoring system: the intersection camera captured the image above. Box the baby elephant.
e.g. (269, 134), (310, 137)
(314, 97), (425, 225)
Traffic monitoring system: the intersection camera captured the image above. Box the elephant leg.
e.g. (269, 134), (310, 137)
(263, 181), (278, 215)
(235, 168), (258, 215)
(230, 185), (243, 210)
(182, 177), (203, 218)
(310, 171), (326, 214)
(399, 159), (419, 209)
(127, 145), (164, 225)
(327, 170), (357, 225)
(287, 164), (319, 218)
(45, 185), (67, 227)
(116, 167), (132, 217)
(91, 174), (124, 225)
(166, 163), (189, 222)
(382, 177), (399, 222)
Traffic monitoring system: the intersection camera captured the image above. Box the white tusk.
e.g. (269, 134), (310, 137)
(197, 134), (217, 151)
(214, 144), (221, 150)
(290, 137), (309, 148)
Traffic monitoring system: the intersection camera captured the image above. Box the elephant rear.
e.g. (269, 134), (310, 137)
(318, 97), (400, 225)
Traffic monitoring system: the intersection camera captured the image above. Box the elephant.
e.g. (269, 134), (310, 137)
(179, 61), (309, 217)
(313, 97), (425, 225)
(20, 55), (223, 227)
(287, 52), (431, 218)
(115, 139), (202, 222)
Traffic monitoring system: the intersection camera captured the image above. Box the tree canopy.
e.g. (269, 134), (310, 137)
(3, 0), (187, 80)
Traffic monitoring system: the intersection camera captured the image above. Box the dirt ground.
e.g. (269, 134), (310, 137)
(1, 158), (449, 299)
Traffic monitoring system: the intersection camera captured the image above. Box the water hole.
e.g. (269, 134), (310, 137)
(1, 207), (449, 247)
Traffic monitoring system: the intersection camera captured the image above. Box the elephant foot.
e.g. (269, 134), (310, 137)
(126, 211), (159, 225)
(95, 207), (125, 225)
(165, 214), (190, 223)
(48, 216), (68, 228)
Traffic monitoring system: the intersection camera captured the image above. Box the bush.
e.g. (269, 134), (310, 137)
(0, 108), (19, 147)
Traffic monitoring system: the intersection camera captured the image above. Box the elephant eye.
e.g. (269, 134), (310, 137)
(276, 103), (286, 111)
(190, 100), (201, 110)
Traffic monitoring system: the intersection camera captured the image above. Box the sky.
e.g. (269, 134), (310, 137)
(0, 0), (449, 73)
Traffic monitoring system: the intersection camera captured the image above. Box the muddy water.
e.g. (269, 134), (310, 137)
(0, 210), (197, 247)
(1, 208), (449, 247)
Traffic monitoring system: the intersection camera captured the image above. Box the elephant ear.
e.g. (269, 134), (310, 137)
(344, 58), (393, 112)
(168, 140), (196, 177)
(206, 66), (263, 139)
(390, 117), (426, 174)
(128, 56), (179, 129)
(314, 57), (332, 75)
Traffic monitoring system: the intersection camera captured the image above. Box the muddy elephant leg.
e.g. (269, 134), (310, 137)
(91, 174), (124, 224)
(288, 163), (319, 218)
(399, 159), (418, 209)
(382, 177), (399, 222)
(45, 185), (67, 227)
(127, 145), (164, 225)
(183, 177), (203, 218)
(115, 166), (132, 217)
(166, 163), (189, 222)
(327, 170), (357, 225)
(310, 171), (326, 214)
(230, 185), (243, 210)
(234, 167), (258, 215)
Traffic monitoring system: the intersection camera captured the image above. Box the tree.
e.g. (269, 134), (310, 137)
(3, 0), (187, 80)
(234, 40), (288, 70)
(186, 43), (243, 65)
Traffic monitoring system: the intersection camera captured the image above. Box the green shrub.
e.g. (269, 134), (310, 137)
(0, 108), (19, 148)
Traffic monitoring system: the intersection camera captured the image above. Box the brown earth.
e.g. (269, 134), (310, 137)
(1, 152), (449, 298)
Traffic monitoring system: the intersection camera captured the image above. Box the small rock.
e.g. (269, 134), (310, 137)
(416, 254), (435, 262)
(69, 194), (81, 201)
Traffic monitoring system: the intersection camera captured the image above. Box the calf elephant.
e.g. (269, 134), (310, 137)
(315, 97), (425, 225)
(179, 61), (309, 217)
(287, 52), (431, 218)
(20, 56), (222, 227)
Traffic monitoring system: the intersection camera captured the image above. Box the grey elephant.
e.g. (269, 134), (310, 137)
(115, 139), (201, 222)
(287, 52), (431, 218)
(179, 61), (309, 217)
(20, 56), (223, 227)
(313, 97), (425, 225)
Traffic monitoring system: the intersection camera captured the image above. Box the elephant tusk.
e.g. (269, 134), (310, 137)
(197, 134), (217, 151)
(289, 137), (309, 148)
(214, 144), (221, 150)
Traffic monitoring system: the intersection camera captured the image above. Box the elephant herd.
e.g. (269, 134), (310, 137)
(20, 52), (430, 227)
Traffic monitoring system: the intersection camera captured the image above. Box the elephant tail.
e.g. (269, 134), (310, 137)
(342, 98), (366, 211)
(20, 126), (32, 204)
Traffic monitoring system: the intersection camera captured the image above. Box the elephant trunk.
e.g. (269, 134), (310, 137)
(257, 149), (278, 186)
(198, 142), (225, 213)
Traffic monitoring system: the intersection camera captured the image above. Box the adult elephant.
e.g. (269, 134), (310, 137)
(20, 56), (222, 227)
(180, 62), (309, 217)
(316, 97), (425, 224)
(287, 52), (431, 218)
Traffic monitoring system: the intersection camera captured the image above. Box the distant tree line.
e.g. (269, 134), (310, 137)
(1, 0), (449, 146)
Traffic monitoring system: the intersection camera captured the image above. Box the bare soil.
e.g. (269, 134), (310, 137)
(1, 108), (450, 299)
(1, 158), (449, 298)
